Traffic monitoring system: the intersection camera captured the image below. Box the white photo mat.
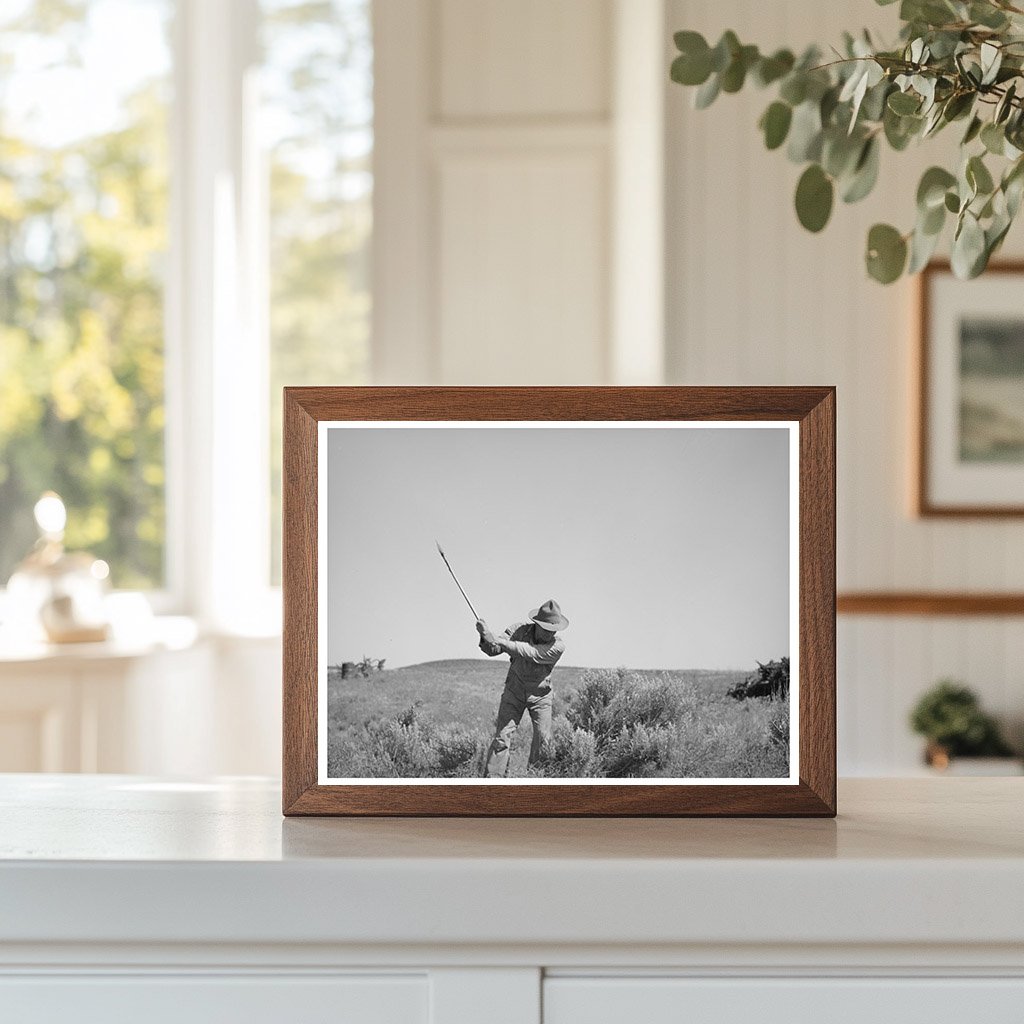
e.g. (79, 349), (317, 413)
(316, 420), (801, 787)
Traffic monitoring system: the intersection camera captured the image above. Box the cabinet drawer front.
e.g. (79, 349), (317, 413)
(0, 975), (427, 1024)
(544, 978), (1024, 1024)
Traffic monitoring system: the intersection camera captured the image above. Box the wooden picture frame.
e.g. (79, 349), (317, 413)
(283, 387), (836, 817)
(917, 260), (1024, 517)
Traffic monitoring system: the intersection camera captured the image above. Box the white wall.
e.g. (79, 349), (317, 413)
(665, 0), (1024, 772)
(373, 0), (665, 386)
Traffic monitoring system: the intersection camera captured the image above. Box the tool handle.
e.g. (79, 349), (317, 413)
(437, 545), (480, 620)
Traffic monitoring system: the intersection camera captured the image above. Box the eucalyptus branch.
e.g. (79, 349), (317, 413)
(670, 0), (1024, 283)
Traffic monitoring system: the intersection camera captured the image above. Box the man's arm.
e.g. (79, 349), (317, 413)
(476, 620), (502, 657)
(493, 631), (565, 665)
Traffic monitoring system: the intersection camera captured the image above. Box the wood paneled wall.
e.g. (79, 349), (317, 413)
(666, 0), (1024, 772)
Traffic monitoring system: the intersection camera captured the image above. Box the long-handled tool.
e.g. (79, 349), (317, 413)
(435, 541), (480, 621)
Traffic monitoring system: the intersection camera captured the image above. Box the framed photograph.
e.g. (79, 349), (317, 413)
(282, 387), (835, 816)
(918, 261), (1024, 516)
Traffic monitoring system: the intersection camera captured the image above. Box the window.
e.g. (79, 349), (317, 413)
(261, 0), (373, 582)
(0, 0), (374, 616)
(0, 0), (173, 589)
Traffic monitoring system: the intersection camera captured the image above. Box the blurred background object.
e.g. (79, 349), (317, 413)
(910, 679), (1021, 775)
(0, 0), (1021, 777)
(5, 491), (111, 644)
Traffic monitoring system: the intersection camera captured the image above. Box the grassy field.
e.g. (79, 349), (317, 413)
(327, 659), (789, 780)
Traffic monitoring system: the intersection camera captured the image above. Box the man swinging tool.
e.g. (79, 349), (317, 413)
(476, 600), (568, 778)
(435, 543), (568, 778)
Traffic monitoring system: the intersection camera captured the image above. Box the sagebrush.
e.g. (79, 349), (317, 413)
(330, 665), (789, 780)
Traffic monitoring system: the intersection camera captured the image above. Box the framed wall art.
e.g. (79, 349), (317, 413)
(282, 387), (836, 816)
(918, 261), (1024, 517)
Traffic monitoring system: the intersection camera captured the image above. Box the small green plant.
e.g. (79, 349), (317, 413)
(670, 0), (1024, 283)
(909, 679), (1014, 757)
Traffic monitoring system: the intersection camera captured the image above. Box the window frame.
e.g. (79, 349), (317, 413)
(165, 0), (280, 633)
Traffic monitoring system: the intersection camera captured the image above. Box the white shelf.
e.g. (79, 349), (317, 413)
(1, 776), (1022, 951)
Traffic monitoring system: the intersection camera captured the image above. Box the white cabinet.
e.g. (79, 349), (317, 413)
(544, 977), (1024, 1024)
(1, 975), (428, 1024)
(1, 778), (1022, 1024)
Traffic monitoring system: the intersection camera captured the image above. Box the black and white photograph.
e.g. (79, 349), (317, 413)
(319, 422), (797, 784)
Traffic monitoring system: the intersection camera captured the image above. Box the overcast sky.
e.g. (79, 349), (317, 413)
(326, 425), (791, 670)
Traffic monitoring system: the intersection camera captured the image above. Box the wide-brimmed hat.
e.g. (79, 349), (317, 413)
(530, 599), (569, 632)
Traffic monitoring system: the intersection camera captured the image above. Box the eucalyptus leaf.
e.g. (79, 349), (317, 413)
(861, 79), (892, 122)
(981, 121), (1006, 155)
(908, 221), (942, 273)
(721, 44), (759, 93)
(694, 73), (721, 109)
(951, 212), (987, 278)
(917, 166), (957, 210)
(987, 209), (1014, 258)
(866, 223), (908, 283)
(787, 101), (823, 162)
(822, 128), (863, 178)
(980, 42), (1002, 86)
(710, 31), (740, 73)
(922, 102), (946, 137)
(913, 75), (937, 111)
(927, 30), (962, 60)
(888, 90), (921, 115)
(795, 164), (834, 232)
(920, 200), (946, 235)
(903, 0), (958, 28)
(970, 2), (1009, 29)
(671, 46), (712, 87)
(942, 92), (974, 122)
(842, 137), (880, 203)
(967, 154), (995, 195)
(1002, 158), (1024, 218)
(962, 115), (983, 145)
(820, 85), (841, 126)
(996, 82), (1017, 124)
(760, 102), (793, 150)
(779, 74), (807, 106)
(884, 106), (922, 150)
(1006, 172), (1024, 218)
(754, 49), (795, 87)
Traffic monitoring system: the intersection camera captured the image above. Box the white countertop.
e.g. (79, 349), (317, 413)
(2, 776), (1022, 951)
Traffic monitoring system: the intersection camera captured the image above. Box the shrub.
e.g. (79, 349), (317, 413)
(331, 668), (791, 780)
(563, 669), (696, 743)
(601, 722), (674, 777)
(338, 704), (484, 778)
(564, 667), (624, 733)
(533, 719), (601, 778)
(727, 658), (790, 700)
(432, 723), (484, 774)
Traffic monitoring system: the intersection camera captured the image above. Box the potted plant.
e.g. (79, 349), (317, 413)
(909, 680), (1020, 772)
(670, 0), (1024, 283)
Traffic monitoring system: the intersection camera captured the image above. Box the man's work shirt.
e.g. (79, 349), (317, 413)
(493, 621), (565, 691)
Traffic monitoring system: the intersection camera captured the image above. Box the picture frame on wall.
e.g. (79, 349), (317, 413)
(282, 387), (836, 817)
(918, 261), (1024, 517)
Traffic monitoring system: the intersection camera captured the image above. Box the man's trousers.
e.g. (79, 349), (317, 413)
(484, 683), (553, 778)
